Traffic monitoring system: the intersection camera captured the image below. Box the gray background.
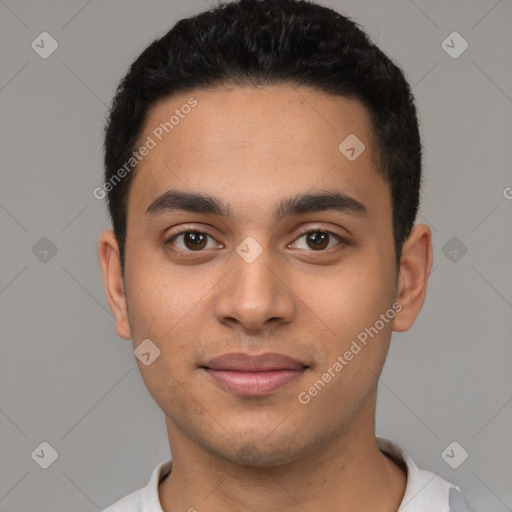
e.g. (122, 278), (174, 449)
(0, 0), (511, 511)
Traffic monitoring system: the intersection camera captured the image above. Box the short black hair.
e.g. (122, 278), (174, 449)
(103, 0), (422, 272)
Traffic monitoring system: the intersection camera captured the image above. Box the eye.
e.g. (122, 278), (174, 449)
(165, 227), (345, 254)
(166, 230), (220, 251)
(290, 229), (343, 251)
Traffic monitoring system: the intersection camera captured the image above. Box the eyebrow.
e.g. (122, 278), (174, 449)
(145, 189), (368, 220)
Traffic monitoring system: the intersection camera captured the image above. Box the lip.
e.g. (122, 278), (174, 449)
(201, 352), (309, 396)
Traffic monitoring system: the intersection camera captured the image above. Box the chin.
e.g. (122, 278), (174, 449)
(207, 428), (311, 468)
(233, 443), (301, 467)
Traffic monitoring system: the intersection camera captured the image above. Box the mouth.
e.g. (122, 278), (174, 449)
(200, 352), (310, 396)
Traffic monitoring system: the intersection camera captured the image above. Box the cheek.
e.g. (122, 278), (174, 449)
(136, 359), (209, 427)
(293, 255), (397, 403)
(125, 257), (208, 341)
(124, 259), (217, 382)
(299, 258), (396, 336)
(293, 263), (396, 428)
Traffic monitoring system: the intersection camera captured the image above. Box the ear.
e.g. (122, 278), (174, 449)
(98, 230), (132, 340)
(393, 224), (433, 332)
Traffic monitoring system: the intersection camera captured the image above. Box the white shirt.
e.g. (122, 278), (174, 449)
(102, 437), (474, 512)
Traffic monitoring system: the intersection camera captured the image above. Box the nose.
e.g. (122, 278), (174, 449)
(213, 244), (296, 332)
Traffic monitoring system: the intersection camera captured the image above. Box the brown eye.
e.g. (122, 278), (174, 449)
(168, 231), (215, 251)
(306, 231), (329, 250)
(183, 232), (207, 250)
(291, 230), (342, 251)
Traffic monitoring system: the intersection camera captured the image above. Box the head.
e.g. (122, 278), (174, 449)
(99, 0), (432, 467)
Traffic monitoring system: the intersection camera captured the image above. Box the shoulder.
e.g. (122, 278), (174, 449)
(376, 437), (475, 512)
(101, 458), (172, 512)
(102, 487), (144, 512)
(448, 487), (476, 512)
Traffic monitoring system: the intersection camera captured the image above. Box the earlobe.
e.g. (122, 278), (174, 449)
(98, 230), (132, 340)
(393, 224), (433, 332)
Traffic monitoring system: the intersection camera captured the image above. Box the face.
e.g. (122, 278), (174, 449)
(99, 85), (430, 467)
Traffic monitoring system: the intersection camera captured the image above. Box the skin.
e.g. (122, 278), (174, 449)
(98, 85), (432, 512)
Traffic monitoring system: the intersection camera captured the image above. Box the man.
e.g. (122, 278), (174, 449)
(98, 0), (474, 510)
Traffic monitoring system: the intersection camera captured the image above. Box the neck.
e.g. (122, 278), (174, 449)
(158, 395), (406, 512)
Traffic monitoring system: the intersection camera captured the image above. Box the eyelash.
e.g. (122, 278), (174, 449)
(165, 227), (347, 255)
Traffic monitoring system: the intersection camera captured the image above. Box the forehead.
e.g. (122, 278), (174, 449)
(127, 85), (388, 220)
